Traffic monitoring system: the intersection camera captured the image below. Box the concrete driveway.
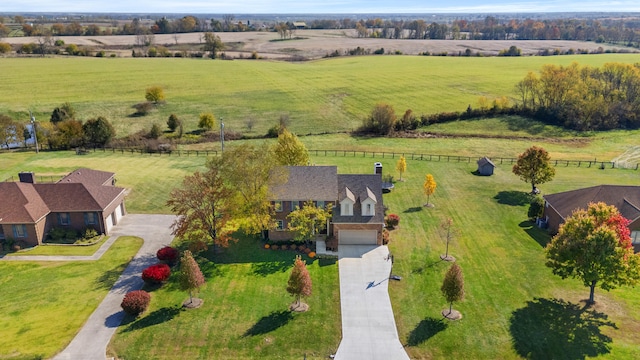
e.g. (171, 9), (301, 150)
(53, 214), (177, 360)
(335, 245), (409, 360)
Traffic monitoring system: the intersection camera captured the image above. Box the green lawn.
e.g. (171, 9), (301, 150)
(0, 236), (143, 359)
(5, 236), (109, 256)
(1, 55), (638, 137)
(314, 156), (640, 359)
(108, 235), (341, 360)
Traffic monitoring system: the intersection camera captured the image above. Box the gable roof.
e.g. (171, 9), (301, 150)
(0, 168), (125, 225)
(271, 166), (338, 201)
(59, 168), (115, 186)
(333, 174), (384, 224)
(477, 157), (495, 167)
(0, 182), (49, 223)
(341, 186), (355, 203)
(544, 185), (640, 222)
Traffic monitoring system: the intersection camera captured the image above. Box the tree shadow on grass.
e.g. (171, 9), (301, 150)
(406, 317), (448, 346)
(94, 264), (127, 290)
(121, 306), (184, 333)
(519, 221), (552, 247)
(404, 206), (423, 213)
(251, 261), (289, 276)
(243, 310), (294, 337)
(494, 191), (532, 206)
(510, 298), (616, 360)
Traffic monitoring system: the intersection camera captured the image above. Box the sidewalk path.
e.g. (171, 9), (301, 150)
(53, 214), (177, 360)
(334, 245), (409, 360)
(2, 235), (121, 262)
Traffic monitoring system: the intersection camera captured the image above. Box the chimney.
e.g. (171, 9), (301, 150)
(374, 162), (382, 175)
(19, 172), (36, 184)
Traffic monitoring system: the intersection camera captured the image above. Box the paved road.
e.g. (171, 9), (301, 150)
(53, 214), (177, 360)
(334, 245), (410, 360)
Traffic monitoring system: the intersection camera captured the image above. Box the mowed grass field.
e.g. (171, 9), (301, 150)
(0, 237), (142, 359)
(1, 54), (639, 137)
(1, 129), (640, 358)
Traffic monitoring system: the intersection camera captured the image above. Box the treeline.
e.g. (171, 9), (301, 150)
(516, 62), (640, 130)
(2, 14), (639, 47)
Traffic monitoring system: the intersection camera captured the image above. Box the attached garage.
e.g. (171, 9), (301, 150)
(115, 203), (124, 223)
(105, 214), (114, 233)
(339, 229), (378, 245)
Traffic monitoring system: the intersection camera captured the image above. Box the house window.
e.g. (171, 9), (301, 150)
(341, 202), (353, 216)
(366, 204), (372, 215)
(12, 224), (27, 238)
(85, 212), (97, 225)
(631, 231), (640, 245)
(274, 201), (283, 212)
(58, 213), (70, 226)
(276, 220), (285, 231)
(317, 201), (325, 209)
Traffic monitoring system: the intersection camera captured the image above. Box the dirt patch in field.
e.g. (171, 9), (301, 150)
(392, 130), (592, 145)
(4, 29), (636, 59)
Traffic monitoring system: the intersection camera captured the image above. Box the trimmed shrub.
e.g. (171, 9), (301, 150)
(83, 228), (98, 240)
(386, 214), (400, 229)
(264, 244), (271, 249)
(142, 263), (171, 284)
(308, 251), (316, 258)
(157, 246), (179, 265)
(121, 290), (151, 316)
(271, 245), (279, 250)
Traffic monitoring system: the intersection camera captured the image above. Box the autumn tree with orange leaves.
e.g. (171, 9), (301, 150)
(546, 202), (640, 305)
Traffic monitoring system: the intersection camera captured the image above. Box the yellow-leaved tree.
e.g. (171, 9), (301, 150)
(396, 155), (407, 181)
(423, 174), (437, 207)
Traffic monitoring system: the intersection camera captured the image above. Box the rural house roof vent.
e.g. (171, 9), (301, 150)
(18, 172), (36, 184)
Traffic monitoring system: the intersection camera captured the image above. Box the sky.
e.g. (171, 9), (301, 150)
(3, 1), (640, 14)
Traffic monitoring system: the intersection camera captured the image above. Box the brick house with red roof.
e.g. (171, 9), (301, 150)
(269, 166), (385, 246)
(543, 185), (640, 252)
(0, 168), (126, 248)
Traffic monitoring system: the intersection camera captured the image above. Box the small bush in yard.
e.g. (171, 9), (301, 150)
(157, 246), (179, 265)
(142, 263), (171, 284)
(386, 214), (400, 229)
(121, 290), (151, 316)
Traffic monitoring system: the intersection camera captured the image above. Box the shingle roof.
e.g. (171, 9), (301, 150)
(58, 168), (115, 186)
(34, 183), (125, 212)
(333, 174), (385, 224)
(0, 168), (125, 224)
(477, 157), (495, 167)
(341, 186), (355, 203)
(0, 182), (49, 223)
(271, 166), (338, 201)
(544, 185), (640, 221)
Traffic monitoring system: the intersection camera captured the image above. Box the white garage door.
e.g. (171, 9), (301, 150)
(105, 214), (114, 233)
(115, 203), (124, 223)
(339, 230), (377, 245)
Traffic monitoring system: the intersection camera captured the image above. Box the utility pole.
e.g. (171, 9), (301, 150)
(30, 111), (39, 154)
(220, 118), (224, 153)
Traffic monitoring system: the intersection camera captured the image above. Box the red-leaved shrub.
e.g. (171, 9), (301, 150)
(142, 263), (171, 284)
(156, 246), (179, 265)
(121, 290), (151, 316)
(386, 214), (400, 229)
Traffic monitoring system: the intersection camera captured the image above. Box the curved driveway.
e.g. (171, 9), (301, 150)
(53, 214), (177, 360)
(335, 245), (410, 360)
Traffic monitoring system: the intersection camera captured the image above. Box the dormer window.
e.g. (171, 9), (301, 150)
(360, 186), (377, 217)
(342, 202), (353, 216)
(340, 187), (355, 216)
(366, 204), (372, 215)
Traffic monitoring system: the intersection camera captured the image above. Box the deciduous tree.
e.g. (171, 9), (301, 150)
(287, 201), (332, 243)
(179, 250), (206, 305)
(363, 103), (396, 135)
(273, 128), (310, 166)
(441, 263), (464, 317)
(207, 143), (286, 236)
(423, 174), (437, 206)
(0, 114), (18, 149)
(396, 155), (407, 181)
(50, 102), (76, 124)
(167, 114), (180, 132)
(167, 167), (236, 250)
(287, 255), (312, 309)
(83, 116), (114, 146)
(198, 112), (215, 131)
(145, 85), (165, 104)
(512, 146), (555, 194)
(545, 202), (640, 305)
(203, 32), (224, 59)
